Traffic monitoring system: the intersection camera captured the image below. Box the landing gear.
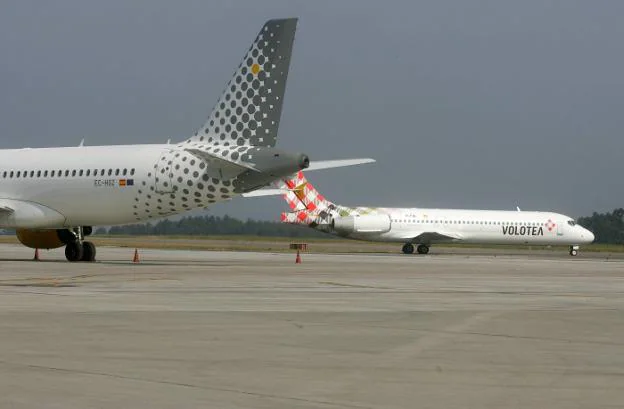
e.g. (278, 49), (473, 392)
(417, 244), (430, 255)
(63, 227), (96, 262)
(402, 243), (415, 254)
(81, 241), (97, 262)
(65, 241), (84, 262)
(569, 245), (579, 257)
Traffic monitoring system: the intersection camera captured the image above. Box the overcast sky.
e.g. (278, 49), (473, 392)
(1, 0), (622, 220)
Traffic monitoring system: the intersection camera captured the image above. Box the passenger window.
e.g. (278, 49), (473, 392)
(130, 168), (135, 176)
(86, 170), (91, 177)
(79, 170), (84, 177)
(123, 169), (128, 176)
(44, 170), (48, 177)
(16, 171), (21, 177)
(115, 169), (120, 176)
(51, 170), (55, 177)
(108, 169), (113, 176)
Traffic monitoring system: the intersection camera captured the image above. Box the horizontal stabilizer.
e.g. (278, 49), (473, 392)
(241, 158), (375, 198)
(242, 189), (288, 198)
(306, 158), (375, 171)
(185, 148), (257, 180)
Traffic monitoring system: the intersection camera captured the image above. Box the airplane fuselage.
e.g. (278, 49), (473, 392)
(0, 144), (238, 228)
(340, 208), (593, 246)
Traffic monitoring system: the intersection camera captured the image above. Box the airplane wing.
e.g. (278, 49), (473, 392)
(400, 231), (463, 244)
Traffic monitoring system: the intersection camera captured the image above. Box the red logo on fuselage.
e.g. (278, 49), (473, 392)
(545, 219), (556, 232)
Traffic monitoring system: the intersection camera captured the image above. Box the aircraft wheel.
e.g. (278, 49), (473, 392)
(81, 241), (97, 262)
(402, 243), (415, 254)
(65, 241), (84, 262)
(417, 244), (430, 255)
(569, 249), (578, 256)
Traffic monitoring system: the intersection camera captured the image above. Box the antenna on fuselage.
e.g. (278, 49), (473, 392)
(516, 206), (522, 212)
(78, 138), (85, 147)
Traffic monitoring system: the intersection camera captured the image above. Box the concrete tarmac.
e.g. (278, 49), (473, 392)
(0, 244), (623, 409)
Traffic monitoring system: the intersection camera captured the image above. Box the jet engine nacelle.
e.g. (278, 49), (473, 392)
(15, 229), (75, 250)
(332, 214), (391, 235)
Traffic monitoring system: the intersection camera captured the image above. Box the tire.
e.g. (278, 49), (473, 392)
(65, 242), (84, 262)
(417, 244), (430, 255)
(402, 243), (415, 254)
(570, 249), (578, 257)
(81, 241), (96, 262)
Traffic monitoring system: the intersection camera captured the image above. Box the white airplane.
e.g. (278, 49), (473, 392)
(0, 18), (372, 262)
(267, 171), (595, 256)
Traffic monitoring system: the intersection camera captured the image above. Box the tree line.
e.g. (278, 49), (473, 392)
(577, 208), (624, 244)
(99, 215), (326, 238)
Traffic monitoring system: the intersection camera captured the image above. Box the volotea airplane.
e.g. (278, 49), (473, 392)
(0, 18), (373, 262)
(259, 171), (595, 256)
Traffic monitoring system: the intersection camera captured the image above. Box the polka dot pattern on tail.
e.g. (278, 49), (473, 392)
(184, 18), (298, 149)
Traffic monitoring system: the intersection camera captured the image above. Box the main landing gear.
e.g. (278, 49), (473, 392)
(63, 227), (96, 262)
(402, 243), (430, 255)
(569, 245), (579, 257)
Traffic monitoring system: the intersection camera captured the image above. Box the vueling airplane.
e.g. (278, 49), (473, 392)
(268, 172), (595, 256)
(0, 18), (372, 262)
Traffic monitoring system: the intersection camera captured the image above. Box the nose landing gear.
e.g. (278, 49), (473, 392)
(569, 245), (579, 257)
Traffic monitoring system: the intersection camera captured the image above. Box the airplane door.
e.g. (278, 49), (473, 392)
(557, 220), (564, 236)
(154, 149), (175, 194)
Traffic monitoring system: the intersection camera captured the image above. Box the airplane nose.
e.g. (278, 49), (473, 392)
(583, 229), (595, 243)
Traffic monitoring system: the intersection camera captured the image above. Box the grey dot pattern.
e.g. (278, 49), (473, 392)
(183, 18), (297, 150)
(132, 150), (233, 221)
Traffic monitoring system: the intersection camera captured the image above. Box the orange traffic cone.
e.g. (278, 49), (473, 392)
(133, 248), (140, 263)
(295, 250), (302, 264)
(33, 248), (40, 261)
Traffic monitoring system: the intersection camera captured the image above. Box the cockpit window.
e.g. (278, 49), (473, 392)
(567, 220), (576, 226)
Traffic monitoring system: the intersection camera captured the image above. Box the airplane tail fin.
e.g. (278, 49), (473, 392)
(184, 18), (297, 148)
(281, 171), (335, 213)
(277, 171), (342, 227)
